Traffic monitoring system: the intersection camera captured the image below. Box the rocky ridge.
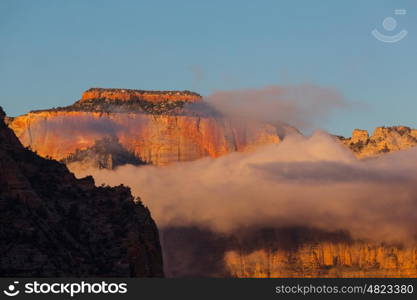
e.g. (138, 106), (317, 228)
(0, 106), (163, 277)
(80, 88), (201, 103)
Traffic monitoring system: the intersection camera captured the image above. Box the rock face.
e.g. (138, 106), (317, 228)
(162, 227), (417, 278)
(8, 88), (417, 166)
(339, 126), (417, 158)
(8, 88), (281, 166)
(0, 107), (163, 277)
(225, 243), (417, 277)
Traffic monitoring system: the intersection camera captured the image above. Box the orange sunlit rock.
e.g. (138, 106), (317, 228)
(80, 88), (202, 103)
(339, 126), (417, 158)
(9, 110), (280, 166)
(224, 243), (417, 277)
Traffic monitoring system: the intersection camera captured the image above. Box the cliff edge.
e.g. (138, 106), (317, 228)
(0, 106), (164, 277)
(80, 88), (202, 103)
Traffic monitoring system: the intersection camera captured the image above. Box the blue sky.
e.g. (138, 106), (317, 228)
(1, 0), (416, 135)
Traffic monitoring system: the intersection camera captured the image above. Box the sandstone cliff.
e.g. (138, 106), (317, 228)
(162, 227), (417, 278)
(0, 107), (163, 277)
(225, 243), (417, 277)
(8, 88), (281, 166)
(339, 126), (417, 158)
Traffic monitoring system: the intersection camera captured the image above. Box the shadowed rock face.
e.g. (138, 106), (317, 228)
(0, 107), (163, 277)
(62, 137), (146, 173)
(8, 88), (281, 166)
(338, 126), (417, 158)
(161, 227), (417, 278)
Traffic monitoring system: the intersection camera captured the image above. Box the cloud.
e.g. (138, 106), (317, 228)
(75, 131), (417, 244)
(204, 84), (349, 130)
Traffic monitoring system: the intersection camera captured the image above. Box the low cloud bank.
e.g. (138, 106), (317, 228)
(77, 131), (417, 243)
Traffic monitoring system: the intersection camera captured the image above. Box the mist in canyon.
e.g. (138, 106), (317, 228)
(74, 131), (417, 276)
(73, 84), (417, 243)
(78, 131), (417, 243)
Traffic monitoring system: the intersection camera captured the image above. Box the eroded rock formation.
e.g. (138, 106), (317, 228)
(339, 126), (417, 158)
(0, 106), (163, 277)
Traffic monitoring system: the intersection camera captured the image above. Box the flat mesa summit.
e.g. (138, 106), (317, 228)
(80, 88), (202, 103)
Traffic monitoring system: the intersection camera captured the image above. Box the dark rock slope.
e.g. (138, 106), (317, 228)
(0, 107), (163, 277)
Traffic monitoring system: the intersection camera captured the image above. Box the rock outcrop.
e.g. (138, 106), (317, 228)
(338, 126), (417, 158)
(62, 137), (146, 172)
(8, 88), (281, 166)
(0, 107), (163, 277)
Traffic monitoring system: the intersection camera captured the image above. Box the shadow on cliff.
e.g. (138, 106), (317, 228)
(160, 226), (353, 277)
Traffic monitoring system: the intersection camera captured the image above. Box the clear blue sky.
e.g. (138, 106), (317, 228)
(1, 0), (416, 135)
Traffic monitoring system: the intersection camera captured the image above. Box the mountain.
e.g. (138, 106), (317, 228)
(338, 126), (417, 158)
(7, 88), (417, 170)
(0, 107), (163, 277)
(7, 88), (281, 166)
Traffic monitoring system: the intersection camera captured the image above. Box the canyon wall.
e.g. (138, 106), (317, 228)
(225, 243), (417, 278)
(161, 227), (417, 278)
(9, 111), (280, 166)
(0, 106), (163, 277)
(80, 88), (202, 103)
